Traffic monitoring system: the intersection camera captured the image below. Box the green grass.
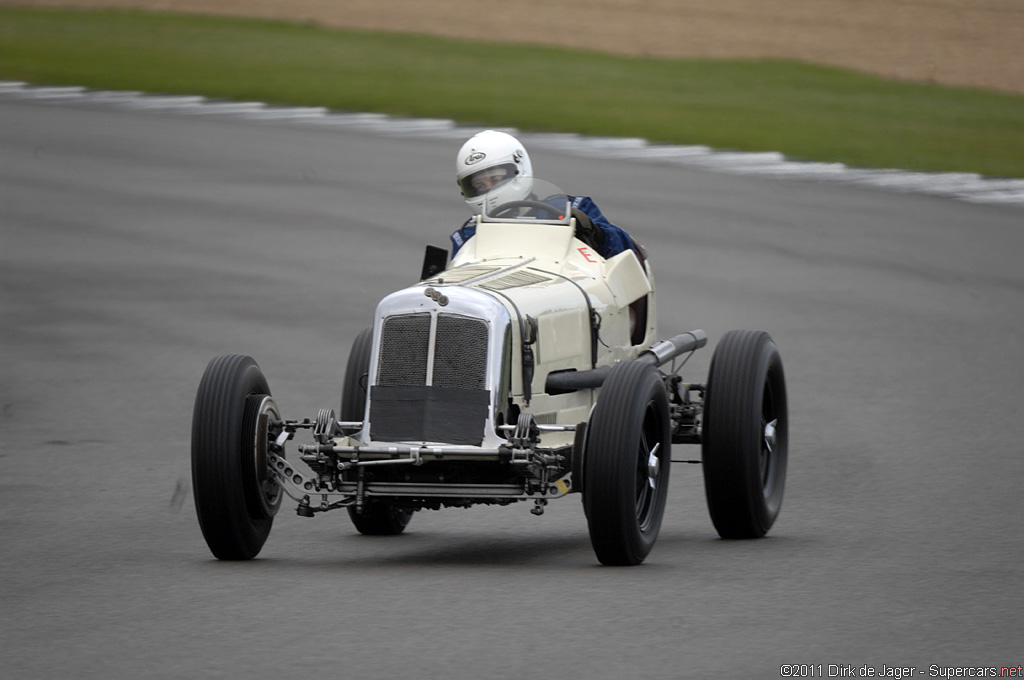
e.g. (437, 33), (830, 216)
(3, 6), (1024, 177)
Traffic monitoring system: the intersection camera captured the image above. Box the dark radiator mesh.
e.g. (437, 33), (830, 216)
(432, 314), (488, 390)
(371, 312), (492, 444)
(376, 314), (430, 387)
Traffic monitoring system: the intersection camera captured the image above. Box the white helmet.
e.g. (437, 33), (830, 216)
(456, 130), (533, 215)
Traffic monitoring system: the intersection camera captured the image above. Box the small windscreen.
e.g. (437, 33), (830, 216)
(480, 179), (571, 226)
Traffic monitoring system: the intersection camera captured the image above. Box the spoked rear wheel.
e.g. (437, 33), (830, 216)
(702, 330), (788, 538)
(191, 354), (281, 560)
(583, 361), (672, 566)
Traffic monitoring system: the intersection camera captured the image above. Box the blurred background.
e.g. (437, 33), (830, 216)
(2, 2), (1023, 678)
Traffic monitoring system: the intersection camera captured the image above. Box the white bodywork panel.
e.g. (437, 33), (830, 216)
(364, 213), (655, 448)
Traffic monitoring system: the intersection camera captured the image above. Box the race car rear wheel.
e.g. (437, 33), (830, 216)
(702, 330), (788, 539)
(341, 326), (413, 536)
(583, 360), (671, 566)
(191, 354), (280, 560)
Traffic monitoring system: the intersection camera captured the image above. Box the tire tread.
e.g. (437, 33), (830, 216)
(191, 354), (273, 560)
(584, 360), (670, 565)
(702, 330), (787, 539)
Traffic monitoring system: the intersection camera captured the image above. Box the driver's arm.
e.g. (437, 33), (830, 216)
(450, 217), (476, 258)
(571, 207), (606, 253)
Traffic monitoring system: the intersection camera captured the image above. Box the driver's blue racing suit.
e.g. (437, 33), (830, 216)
(450, 195), (635, 260)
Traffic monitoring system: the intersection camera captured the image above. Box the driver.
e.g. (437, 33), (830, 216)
(450, 130), (637, 260)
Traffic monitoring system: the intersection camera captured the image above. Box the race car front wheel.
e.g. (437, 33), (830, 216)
(192, 354), (280, 560)
(340, 326), (373, 434)
(583, 360), (671, 566)
(702, 330), (788, 539)
(349, 502), (413, 536)
(341, 326), (414, 536)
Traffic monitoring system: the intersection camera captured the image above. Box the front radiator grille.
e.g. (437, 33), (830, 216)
(377, 314), (431, 387)
(376, 312), (489, 389)
(372, 310), (492, 445)
(433, 315), (488, 390)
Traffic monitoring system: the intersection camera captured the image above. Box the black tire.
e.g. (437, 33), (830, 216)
(191, 354), (281, 560)
(702, 330), (788, 539)
(584, 360), (672, 566)
(340, 326), (413, 536)
(349, 502), (413, 536)
(340, 326), (373, 427)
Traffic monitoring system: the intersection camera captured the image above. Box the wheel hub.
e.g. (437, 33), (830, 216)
(250, 395), (284, 517)
(764, 419), (777, 453)
(647, 443), (661, 489)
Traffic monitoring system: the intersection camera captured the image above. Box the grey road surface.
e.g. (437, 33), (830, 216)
(2, 98), (1023, 679)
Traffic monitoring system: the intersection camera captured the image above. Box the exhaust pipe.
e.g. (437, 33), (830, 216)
(638, 329), (708, 366)
(545, 329), (707, 393)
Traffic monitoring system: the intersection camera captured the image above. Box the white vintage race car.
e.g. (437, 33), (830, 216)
(190, 181), (788, 566)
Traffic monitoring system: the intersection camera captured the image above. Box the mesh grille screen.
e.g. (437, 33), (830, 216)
(432, 314), (488, 390)
(377, 314), (430, 386)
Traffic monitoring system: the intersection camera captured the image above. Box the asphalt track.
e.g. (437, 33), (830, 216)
(2, 97), (1023, 678)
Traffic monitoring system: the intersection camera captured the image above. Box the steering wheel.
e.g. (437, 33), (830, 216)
(490, 200), (566, 219)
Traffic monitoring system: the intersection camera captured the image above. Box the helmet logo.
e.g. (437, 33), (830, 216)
(513, 149), (524, 164)
(465, 151), (486, 165)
